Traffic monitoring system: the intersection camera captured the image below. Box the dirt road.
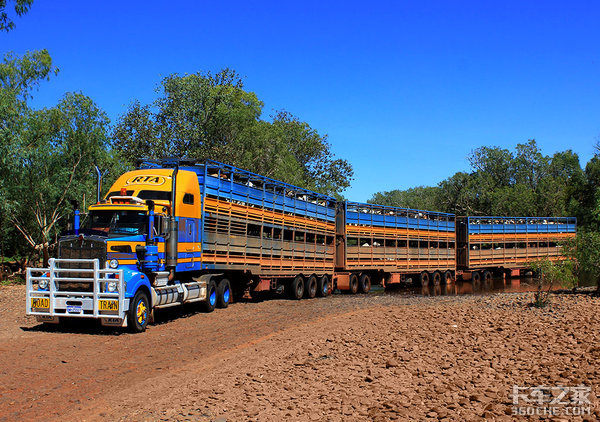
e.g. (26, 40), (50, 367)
(1, 284), (599, 421)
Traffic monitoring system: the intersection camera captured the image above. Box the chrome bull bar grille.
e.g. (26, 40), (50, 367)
(26, 258), (126, 320)
(58, 237), (107, 290)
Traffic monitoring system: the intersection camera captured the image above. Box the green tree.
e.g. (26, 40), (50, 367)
(563, 230), (600, 289)
(436, 171), (478, 215)
(369, 139), (589, 221)
(368, 186), (441, 211)
(0, 50), (58, 266)
(113, 68), (352, 196)
(0, 0), (33, 32)
(528, 257), (576, 308)
(3, 92), (114, 266)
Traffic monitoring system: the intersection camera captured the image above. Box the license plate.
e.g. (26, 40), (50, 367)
(31, 297), (49, 309)
(99, 300), (119, 311)
(67, 305), (82, 314)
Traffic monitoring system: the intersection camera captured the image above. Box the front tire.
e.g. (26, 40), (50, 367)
(128, 290), (150, 333)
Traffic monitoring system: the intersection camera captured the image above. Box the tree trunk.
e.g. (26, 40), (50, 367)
(42, 243), (50, 268)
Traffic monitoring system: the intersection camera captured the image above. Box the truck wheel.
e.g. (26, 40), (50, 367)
(443, 271), (453, 284)
(432, 271), (442, 286)
(483, 270), (492, 283)
(289, 275), (304, 300)
(317, 275), (330, 297)
(217, 278), (231, 308)
(359, 273), (371, 293)
(349, 273), (359, 294)
(419, 271), (430, 287)
(203, 280), (217, 312)
(472, 271), (481, 284)
(304, 275), (317, 299)
(128, 290), (150, 333)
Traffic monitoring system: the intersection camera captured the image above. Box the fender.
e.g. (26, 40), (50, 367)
(122, 267), (152, 301)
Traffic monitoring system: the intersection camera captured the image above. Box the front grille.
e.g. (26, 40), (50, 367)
(57, 236), (107, 292)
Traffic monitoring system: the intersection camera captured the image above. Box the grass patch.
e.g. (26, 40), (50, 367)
(0, 274), (25, 286)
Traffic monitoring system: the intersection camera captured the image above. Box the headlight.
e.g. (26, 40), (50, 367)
(109, 259), (119, 269)
(38, 279), (49, 290)
(106, 281), (118, 292)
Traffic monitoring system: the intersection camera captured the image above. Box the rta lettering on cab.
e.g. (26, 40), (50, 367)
(125, 175), (166, 185)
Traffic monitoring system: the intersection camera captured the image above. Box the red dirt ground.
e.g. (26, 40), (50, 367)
(1, 284), (599, 421)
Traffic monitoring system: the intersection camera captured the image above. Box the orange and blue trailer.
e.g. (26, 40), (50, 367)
(456, 216), (577, 282)
(334, 201), (457, 290)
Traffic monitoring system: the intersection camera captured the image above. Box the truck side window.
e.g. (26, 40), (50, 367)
(183, 193), (194, 205)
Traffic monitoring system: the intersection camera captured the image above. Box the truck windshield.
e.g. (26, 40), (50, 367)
(85, 210), (147, 237)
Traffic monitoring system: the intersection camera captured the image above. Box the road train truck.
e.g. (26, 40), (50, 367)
(26, 159), (339, 332)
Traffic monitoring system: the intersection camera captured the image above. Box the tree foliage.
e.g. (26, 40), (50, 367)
(562, 230), (600, 288)
(0, 51), (117, 267)
(112, 69), (353, 196)
(0, 0), (33, 32)
(370, 139), (588, 220)
(528, 258), (577, 308)
(368, 186), (441, 210)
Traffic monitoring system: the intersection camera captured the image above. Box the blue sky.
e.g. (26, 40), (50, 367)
(3, 0), (600, 201)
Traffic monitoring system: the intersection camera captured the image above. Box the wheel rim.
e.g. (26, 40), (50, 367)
(136, 299), (147, 325)
(223, 288), (230, 303)
(210, 289), (216, 306)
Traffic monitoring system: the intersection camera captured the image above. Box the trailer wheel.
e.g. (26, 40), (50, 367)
(359, 273), (371, 293)
(432, 271), (442, 286)
(317, 275), (330, 297)
(483, 270), (492, 283)
(217, 278), (231, 308)
(419, 271), (430, 287)
(128, 290), (150, 333)
(349, 273), (359, 294)
(305, 275), (318, 299)
(443, 271), (453, 284)
(289, 275), (305, 300)
(203, 280), (217, 312)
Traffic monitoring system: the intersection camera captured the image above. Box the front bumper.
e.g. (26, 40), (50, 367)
(26, 258), (128, 326)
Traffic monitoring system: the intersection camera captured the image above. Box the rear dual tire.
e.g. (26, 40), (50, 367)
(217, 278), (231, 308)
(289, 275), (305, 300)
(359, 273), (371, 293)
(304, 275), (318, 299)
(317, 275), (330, 297)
